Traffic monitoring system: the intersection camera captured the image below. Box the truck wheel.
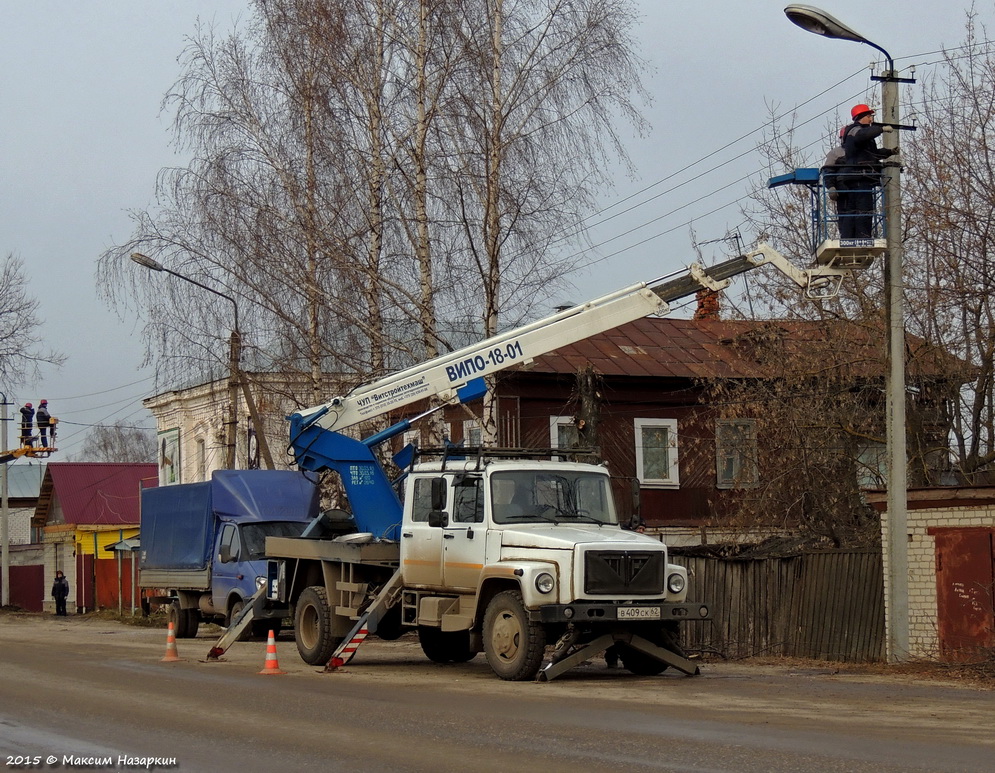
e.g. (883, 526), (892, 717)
(417, 626), (475, 663)
(295, 586), (339, 665)
(183, 608), (201, 639)
(228, 600), (253, 642)
(618, 622), (680, 676)
(483, 590), (546, 681)
(168, 601), (194, 639)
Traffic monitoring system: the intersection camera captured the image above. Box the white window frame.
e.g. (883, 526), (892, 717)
(549, 416), (579, 449)
(634, 418), (679, 489)
(715, 419), (759, 489)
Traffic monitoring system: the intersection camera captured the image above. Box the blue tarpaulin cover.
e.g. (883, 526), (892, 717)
(139, 470), (318, 571)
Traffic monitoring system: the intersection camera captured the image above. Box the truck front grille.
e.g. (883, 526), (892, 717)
(584, 550), (664, 595)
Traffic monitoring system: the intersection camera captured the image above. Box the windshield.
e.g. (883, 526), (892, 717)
(490, 470), (617, 526)
(240, 521), (309, 560)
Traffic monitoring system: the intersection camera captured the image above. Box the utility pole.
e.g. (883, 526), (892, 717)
(2, 392), (10, 607)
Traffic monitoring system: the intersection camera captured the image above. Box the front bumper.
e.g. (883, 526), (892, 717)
(533, 601), (710, 624)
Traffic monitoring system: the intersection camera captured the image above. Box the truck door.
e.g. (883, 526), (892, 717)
(401, 477), (445, 587)
(443, 474), (486, 590)
(212, 522), (243, 611)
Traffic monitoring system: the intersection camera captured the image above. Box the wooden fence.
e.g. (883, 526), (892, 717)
(679, 549), (885, 662)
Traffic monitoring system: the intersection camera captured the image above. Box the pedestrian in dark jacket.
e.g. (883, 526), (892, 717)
(839, 103), (897, 238)
(36, 400), (52, 447)
(52, 570), (70, 616)
(19, 402), (34, 447)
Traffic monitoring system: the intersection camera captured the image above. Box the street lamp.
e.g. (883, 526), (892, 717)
(785, 5), (910, 662)
(130, 253), (273, 473)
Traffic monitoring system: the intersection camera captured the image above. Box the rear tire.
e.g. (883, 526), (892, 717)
(294, 586), (340, 665)
(418, 626), (475, 663)
(183, 608), (200, 639)
(483, 590), (546, 681)
(168, 601), (195, 639)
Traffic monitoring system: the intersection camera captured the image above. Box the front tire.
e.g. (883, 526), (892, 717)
(483, 590), (546, 681)
(227, 599), (254, 642)
(294, 586), (340, 665)
(619, 622), (681, 676)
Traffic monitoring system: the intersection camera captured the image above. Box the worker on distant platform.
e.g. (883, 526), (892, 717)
(19, 402), (35, 447)
(840, 104), (898, 239)
(36, 400), (52, 447)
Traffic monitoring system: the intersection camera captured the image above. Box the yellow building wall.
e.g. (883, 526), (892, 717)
(74, 527), (140, 557)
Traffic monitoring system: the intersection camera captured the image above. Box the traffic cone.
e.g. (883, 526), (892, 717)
(259, 630), (286, 675)
(161, 621), (181, 662)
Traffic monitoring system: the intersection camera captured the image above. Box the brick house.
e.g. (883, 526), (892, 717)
(33, 462), (157, 613)
(144, 313), (959, 535)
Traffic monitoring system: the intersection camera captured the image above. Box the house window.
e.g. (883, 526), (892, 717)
(634, 418), (679, 488)
(196, 438), (207, 482)
(549, 416), (579, 449)
(402, 429), (420, 449)
(463, 420), (482, 447)
(856, 442), (887, 489)
(716, 419), (759, 489)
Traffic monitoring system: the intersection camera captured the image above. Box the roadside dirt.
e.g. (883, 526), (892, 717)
(2, 607), (992, 692)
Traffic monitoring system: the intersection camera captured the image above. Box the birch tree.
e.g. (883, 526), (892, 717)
(0, 253), (63, 388)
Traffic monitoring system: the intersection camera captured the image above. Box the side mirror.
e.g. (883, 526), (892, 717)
(430, 477), (447, 511)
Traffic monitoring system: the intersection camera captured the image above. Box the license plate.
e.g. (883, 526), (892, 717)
(617, 606), (660, 620)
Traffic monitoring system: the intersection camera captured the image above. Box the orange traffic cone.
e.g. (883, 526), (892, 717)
(161, 621), (181, 662)
(259, 630), (286, 675)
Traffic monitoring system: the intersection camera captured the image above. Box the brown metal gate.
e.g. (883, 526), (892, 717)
(930, 527), (995, 660)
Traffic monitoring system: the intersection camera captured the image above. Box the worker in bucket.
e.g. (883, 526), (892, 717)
(839, 104), (897, 239)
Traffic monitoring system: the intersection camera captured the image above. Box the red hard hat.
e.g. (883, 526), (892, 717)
(40, 400), (47, 405)
(851, 103), (874, 119)
(25, 402), (32, 408)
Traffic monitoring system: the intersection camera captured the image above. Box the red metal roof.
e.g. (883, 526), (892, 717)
(36, 462), (158, 526)
(523, 317), (961, 381)
(527, 318), (766, 379)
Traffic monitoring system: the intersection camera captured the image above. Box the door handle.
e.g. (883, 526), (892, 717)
(402, 532), (413, 538)
(443, 533), (455, 539)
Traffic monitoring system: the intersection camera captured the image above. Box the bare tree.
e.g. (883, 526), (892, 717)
(441, 0), (648, 439)
(74, 420), (156, 463)
(97, 0), (647, 451)
(0, 253), (64, 388)
(902, 8), (995, 482)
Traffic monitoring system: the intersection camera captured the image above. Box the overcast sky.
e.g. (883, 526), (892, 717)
(1, 0), (987, 460)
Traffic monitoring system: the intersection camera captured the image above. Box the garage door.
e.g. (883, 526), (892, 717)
(931, 527), (995, 660)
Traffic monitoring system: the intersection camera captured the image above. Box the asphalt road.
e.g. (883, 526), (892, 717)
(0, 613), (992, 773)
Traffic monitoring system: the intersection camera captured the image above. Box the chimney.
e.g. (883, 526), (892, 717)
(693, 288), (721, 320)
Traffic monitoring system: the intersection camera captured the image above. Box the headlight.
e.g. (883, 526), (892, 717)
(667, 572), (686, 594)
(535, 572), (555, 594)
(255, 576), (267, 590)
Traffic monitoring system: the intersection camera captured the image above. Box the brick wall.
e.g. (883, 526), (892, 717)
(878, 491), (995, 658)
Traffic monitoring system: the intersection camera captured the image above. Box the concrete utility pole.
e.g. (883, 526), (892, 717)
(785, 5), (914, 661)
(2, 392), (9, 607)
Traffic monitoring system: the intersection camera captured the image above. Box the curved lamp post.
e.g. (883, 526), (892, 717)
(131, 253), (273, 473)
(785, 5), (909, 662)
